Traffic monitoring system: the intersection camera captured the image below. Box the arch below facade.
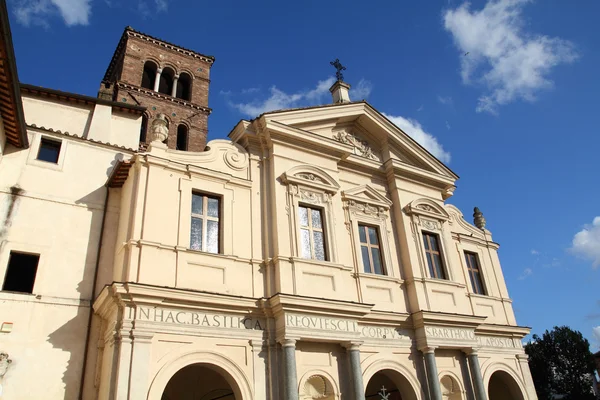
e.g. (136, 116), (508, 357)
(362, 358), (423, 400)
(482, 363), (527, 400)
(146, 351), (254, 400)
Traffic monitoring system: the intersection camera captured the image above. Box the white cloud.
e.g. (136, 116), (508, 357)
(593, 326), (600, 343)
(445, 121), (451, 130)
(518, 267), (533, 280)
(382, 114), (451, 164)
(570, 217), (600, 268)
(443, 0), (578, 114)
(417, 105), (424, 112)
(351, 79), (373, 100)
(531, 249), (540, 255)
(14, 0), (91, 26)
(230, 78), (336, 117)
(154, 0), (167, 12)
(438, 95), (453, 105)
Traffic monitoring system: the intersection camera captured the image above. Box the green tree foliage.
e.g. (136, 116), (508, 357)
(525, 326), (596, 400)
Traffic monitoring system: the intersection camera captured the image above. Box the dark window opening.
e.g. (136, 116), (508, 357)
(141, 61), (157, 90)
(176, 73), (192, 101)
(140, 114), (148, 143)
(465, 252), (486, 295)
(2, 252), (40, 294)
(158, 67), (175, 95)
(37, 137), (61, 163)
(176, 125), (188, 151)
(423, 232), (447, 279)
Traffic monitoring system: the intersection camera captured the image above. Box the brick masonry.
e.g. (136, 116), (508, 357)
(100, 28), (214, 152)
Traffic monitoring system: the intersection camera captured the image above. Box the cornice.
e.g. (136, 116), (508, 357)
(266, 293), (374, 319)
(27, 124), (137, 153)
(116, 82), (212, 113)
(411, 310), (487, 329)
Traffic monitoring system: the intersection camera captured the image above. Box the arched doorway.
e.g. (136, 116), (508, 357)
(161, 363), (236, 400)
(365, 370), (418, 400)
(488, 371), (525, 400)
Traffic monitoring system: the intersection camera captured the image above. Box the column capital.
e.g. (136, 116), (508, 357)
(464, 347), (481, 356)
(342, 341), (363, 351)
(174, 74), (180, 79)
(278, 338), (298, 348)
(157, 68), (163, 73)
(419, 346), (437, 354)
(516, 353), (529, 361)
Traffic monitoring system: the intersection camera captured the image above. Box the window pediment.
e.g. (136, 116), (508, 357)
(281, 165), (340, 194)
(405, 198), (450, 221)
(342, 185), (391, 219)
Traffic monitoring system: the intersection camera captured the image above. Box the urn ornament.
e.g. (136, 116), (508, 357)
(150, 114), (169, 143)
(473, 207), (486, 230)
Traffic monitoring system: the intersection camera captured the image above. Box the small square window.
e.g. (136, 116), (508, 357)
(37, 138), (62, 163)
(2, 252), (40, 294)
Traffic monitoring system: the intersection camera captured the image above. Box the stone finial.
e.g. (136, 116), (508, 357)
(149, 114), (169, 144)
(473, 207), (486, 230)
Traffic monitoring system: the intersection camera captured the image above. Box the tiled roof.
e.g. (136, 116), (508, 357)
(0, 0), (27, 148)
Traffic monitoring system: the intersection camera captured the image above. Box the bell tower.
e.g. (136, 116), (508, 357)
(99, 27), (214, 151)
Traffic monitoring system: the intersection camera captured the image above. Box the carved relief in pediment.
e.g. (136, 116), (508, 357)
(332, 130), (381, 161)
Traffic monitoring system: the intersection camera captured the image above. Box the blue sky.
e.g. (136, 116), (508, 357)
(7, 0), (600, 348)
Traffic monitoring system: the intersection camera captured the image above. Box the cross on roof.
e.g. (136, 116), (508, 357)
(330, 58), (347, 82)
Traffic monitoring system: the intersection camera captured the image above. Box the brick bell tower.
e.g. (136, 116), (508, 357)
(99, 26), (214, 151)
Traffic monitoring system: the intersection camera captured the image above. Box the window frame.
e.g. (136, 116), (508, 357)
(464, 251), (486, 295)
(189, 192), (221, 254)
(298, 204), (328, 261)
(422, 231), (447, 280)
(358, 224), (385, 275)
(27, 133), (67, 171)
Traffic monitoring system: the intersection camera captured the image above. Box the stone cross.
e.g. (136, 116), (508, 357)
(330, 58), (347, 82)
(379, 385), (390, 400)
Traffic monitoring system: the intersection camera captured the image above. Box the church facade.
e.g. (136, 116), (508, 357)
(0, 5), (537, 400)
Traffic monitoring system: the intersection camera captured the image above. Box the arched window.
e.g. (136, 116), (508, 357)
(139, 114), (148, 143)
(141, 61), (157, 90)
(158, 67), (175, 95)
(177, 125), (188, 151)
(176, 73), (192, 101)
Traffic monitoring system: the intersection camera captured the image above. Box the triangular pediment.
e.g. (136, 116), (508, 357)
(257, 102), (458, 183)
(342, 184), (392, 208)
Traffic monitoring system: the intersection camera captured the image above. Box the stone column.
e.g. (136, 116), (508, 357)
(466, 349), (487, 400)
(280, 338), (299, 400)
(422, 347), (442, 400)
(153, 68), (162, 92)
(171, 75), (179, 97)
(343, 342), (366, 400)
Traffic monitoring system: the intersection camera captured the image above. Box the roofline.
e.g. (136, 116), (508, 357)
(234, 100), (459, 179)
(102, 26), (215, 82)
(0, 0), (28, 148)
(20, 83), (146, 114)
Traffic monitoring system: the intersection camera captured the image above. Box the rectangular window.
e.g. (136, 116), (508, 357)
(37, 137), (62, 163)
(190, 193), (220, 254)
(2, 252), (40, 294)
(359, 224), (385, 275)
(465, 252), (486, 295)
(298, 205), (327, 261)
(422, 232), (447, 279)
